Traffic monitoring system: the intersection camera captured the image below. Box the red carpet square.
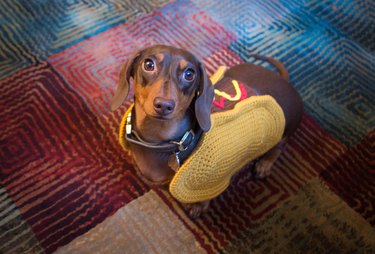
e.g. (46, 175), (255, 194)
(0, 62), (148, 253)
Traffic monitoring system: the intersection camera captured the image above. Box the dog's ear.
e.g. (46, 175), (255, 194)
(195, 62), (214, 132)
(110, 50), (142, 111)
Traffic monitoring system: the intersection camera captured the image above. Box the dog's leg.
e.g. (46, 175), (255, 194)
(255, 138), (287, 178)
(187, 201), (210, 218)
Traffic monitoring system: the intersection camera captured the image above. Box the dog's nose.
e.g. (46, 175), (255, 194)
(153, 97), (175, 116)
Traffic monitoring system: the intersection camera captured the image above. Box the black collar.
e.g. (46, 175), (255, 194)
(124, 109), (202, 154)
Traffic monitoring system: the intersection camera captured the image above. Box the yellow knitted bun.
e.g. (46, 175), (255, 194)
(119, 103), (134, 153)
(169, 95), (285, 203)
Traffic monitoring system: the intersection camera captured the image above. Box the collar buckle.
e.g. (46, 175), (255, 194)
(171, 129), (195, 152)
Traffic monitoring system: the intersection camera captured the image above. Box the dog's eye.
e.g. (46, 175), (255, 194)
(183, 69), (195, 81)
(143, 59), (155, 72)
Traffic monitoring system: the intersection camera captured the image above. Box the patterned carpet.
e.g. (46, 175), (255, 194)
(1, 0), (374, 253)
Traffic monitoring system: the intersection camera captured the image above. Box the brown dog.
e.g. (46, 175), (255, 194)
(110, 45), (303, 217)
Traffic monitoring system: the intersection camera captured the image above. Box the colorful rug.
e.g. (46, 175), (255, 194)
(1, 0), (374, 253)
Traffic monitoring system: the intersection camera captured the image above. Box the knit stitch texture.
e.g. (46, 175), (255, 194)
(169, 95), (285, 203)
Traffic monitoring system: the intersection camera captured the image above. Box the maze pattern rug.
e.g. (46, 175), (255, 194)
(1, 0), (374, 253)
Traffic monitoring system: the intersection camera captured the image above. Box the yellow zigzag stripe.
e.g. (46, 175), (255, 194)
(215, 80), (241, 101)
(210, 66), (242, 101)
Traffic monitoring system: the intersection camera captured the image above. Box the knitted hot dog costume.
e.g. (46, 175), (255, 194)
(169, 95), (285, 203)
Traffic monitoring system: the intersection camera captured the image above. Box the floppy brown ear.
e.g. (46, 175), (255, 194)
(110, 50), (142, 111)
(195, 63), (214, 132)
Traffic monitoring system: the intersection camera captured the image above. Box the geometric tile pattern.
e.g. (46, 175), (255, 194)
(54, 191), (205, 254)
(0, 63), (148, 253)
(305, 0), (375, 51)
(0, 0), (173, 79)
(223, 179), (375, 253)
(321, 130), (375, 226)
(0, 187), (45, 254)
(1, 0), (374, 253)
(193, 0), (375, 146)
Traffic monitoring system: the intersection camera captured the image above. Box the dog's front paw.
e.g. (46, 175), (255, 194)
(187, 201), (210, 219)
(255, 159), (274, 178)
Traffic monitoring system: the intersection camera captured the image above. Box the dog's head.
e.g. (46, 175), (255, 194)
(110, 45), (214, 132)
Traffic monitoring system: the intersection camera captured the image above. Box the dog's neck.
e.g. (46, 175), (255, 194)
(133, 103), (193, 143)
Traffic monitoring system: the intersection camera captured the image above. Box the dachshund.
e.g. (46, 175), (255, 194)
(110, 45), (303, 217)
